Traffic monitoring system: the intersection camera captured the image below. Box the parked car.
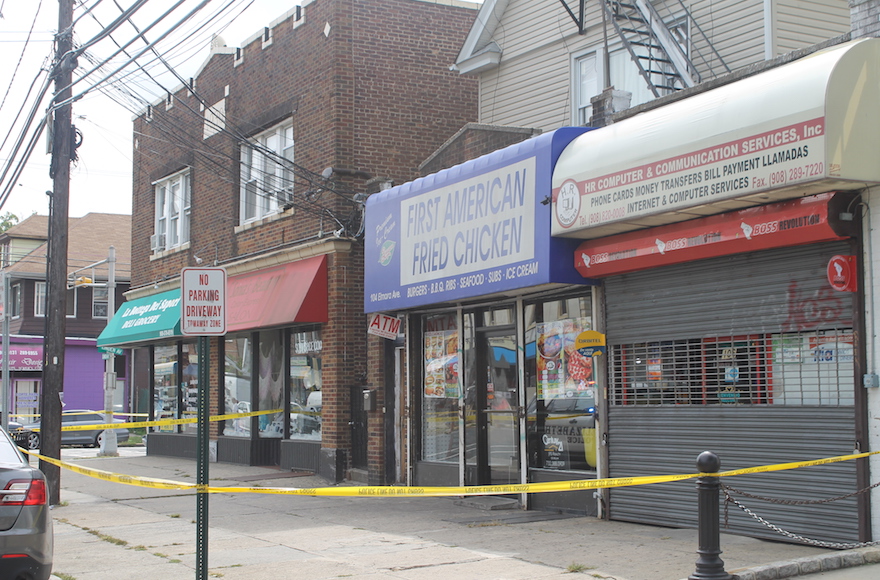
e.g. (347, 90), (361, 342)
(23, 410), (130, 450)
(0, 425), (53, 580)
(6, 421), (32, 450)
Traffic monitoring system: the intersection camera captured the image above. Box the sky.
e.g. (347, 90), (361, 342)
(0, 0), (307, 220)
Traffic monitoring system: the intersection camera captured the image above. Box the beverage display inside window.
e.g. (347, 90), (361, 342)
(224, 335), (252, 437)
(609, 329), (855, 406)
(154, 344), (178, 432)
(258, 329), (284, 438)
(420, 312), (459, 463)
(290, 329), (322, 440)
(180, 343), (198, 434)
(524, 296), (596, 471)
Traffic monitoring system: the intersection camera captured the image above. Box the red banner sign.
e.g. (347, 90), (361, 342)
(575, 193), (849, 278)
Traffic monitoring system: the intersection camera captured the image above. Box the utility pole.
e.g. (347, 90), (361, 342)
(42, 0), (75, 505)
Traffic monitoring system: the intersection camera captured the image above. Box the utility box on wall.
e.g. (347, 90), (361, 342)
(363, 388), (377, 412)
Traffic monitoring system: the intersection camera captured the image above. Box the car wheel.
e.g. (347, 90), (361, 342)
(93, 431), (104, 448)
(27, 431), (40, 450)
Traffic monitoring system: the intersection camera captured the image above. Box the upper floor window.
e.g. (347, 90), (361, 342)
(153, 170), (191, 253)
(575, 53), (600, 125)
(240, 120), (294, 224)
(35, 282), (76, 317)
(10, 283), (21, 318)
(574, 19), (690, 126)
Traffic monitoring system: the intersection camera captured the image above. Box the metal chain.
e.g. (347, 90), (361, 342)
(723, 491), (880, 549)
(722, 480), (880, 506)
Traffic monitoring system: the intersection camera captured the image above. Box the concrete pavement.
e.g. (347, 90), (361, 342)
(42, 449), (879, 580)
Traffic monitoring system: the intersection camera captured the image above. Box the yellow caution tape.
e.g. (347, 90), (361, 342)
(26, 408), (284, 432)
(23, 450), (196, 491)
(713, 451), (880, 478)
(20, 449), (880, 498)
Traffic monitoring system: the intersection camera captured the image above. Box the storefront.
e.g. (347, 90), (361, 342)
(98, 253), (331, 472)
(1, 337), (119, 420)
(364, 128), (604, 513)
(550, 39), (879, 542)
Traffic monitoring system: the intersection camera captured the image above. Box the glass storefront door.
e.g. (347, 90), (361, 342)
(464, 308), (520, 485)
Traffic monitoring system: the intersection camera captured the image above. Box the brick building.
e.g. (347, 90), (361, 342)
(98, 0), (478, 482)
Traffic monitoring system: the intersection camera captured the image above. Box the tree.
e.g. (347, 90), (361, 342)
(0, 212), (19, 233)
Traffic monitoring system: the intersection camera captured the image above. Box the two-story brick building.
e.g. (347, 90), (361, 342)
(98, 0), (478, 482)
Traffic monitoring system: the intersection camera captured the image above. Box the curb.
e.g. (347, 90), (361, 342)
(727, 546), (880, 580)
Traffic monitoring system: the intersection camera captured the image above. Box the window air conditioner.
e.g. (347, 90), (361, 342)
(150, 233), (166, 251)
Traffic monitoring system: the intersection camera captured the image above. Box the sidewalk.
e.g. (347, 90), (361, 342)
(46, 452), (879, 580)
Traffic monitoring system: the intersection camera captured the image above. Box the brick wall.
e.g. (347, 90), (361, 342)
(130, 0), (478, 481)
(850, 0), (880, 38)
(419, 123), (542, 176)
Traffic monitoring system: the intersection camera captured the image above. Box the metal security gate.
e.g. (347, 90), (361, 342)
(350, 386), (368, 469)
(603, 242), (860, 543)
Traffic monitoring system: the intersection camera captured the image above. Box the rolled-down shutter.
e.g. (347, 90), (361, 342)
(604, 242), (859, 543)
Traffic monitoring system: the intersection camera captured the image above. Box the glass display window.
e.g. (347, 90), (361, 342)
(524, 293), (596, 472)
(258, 329), (285, 438)
(420, 312), (460, 463)
(180, 343), (199, 434)
(290, 328), (322, 440)
(154, 344), (178, 433)
(224, 335), (252, 437)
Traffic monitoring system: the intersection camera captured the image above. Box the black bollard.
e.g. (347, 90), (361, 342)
(689, 451), (731, 580)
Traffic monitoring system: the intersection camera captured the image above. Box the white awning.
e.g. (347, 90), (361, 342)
(551, 38), (880, 239)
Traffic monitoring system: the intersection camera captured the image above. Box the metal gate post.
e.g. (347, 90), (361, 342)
(689, 451), (731, 580)
(196, 335), (210, 579)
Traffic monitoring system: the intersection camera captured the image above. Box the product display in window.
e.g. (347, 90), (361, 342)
(536, 318), (593, 401)
(290, 330), (322, 440)
(423, 330), (459, 399)
(154, 359), (177, 432)
(224, 336), (252, 437)
(258, 331), (284, 438)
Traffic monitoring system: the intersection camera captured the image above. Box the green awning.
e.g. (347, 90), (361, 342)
(97, 290), (182, 347)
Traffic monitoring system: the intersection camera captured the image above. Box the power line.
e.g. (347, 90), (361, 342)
(0, 0), (45, 116)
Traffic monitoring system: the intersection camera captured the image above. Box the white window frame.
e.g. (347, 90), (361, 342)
(92, 286), (109, 319)
(11, 283), (21, 318)
(153, 170), (191, 253)
(240, 120), (294, 225)
(35, 282), (76, 318)
(573, 15), (692, 126)
(34, 282), (45, 317)
(573, 50), (604, 126)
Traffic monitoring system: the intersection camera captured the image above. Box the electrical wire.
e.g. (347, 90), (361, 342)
(3, 0), (366, 238)
(53, 0), (214, 111)
(0, 0), (45, 116)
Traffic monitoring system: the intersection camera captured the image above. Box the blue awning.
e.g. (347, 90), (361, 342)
(363, 127), (596, 313)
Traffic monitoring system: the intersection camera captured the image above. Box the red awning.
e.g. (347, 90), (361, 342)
(574, 192), (857, 278)
(226, 255), (328, 333)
